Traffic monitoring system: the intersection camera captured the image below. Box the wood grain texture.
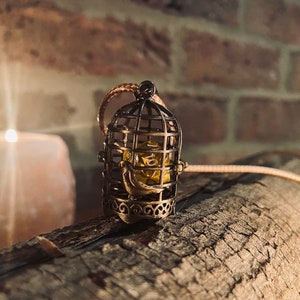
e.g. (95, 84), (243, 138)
(0, 155), (300, 300)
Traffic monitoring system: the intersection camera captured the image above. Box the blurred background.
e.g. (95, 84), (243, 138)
(1, 0), (300, 244)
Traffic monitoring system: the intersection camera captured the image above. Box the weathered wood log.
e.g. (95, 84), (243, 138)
(0, 153), (300, 300)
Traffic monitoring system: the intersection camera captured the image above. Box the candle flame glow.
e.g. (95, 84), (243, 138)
(5, 129), (18, 143)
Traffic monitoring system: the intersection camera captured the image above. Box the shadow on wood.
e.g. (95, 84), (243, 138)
(0, 153), (300, 299)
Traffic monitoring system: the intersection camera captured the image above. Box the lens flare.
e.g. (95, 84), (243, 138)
(0, 59), (21, 246)
(5, 129), (18, 143)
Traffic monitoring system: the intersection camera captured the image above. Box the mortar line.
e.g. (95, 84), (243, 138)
(165, 24), (187, 91)
(279, 48), (291, 93)
(283, 50), (295, 93)
(237, 0), (246, 33)
(225, 95), (239, 145)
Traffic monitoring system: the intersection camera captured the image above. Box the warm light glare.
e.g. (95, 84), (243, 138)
(5, 129), (18, 143)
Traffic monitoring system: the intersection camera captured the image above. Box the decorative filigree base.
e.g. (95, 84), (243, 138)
(104, 197), (176, 224)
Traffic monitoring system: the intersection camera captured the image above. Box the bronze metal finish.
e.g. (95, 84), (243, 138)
(98, 80), (184, 223)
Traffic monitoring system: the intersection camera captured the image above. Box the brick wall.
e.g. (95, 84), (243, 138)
(1, 0), (300, 221)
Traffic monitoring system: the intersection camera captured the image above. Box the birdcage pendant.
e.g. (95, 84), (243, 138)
(98, 81), (184, 223)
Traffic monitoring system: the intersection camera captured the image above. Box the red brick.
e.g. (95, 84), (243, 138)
(164, 94), (228, 145)
(184, 31), (279, 89)
(131, 0), (239, 26)
(245, 0), (300, 45)
(236, 97), (300, 142)
(0, 91), (75, 131)
(287, 52), (300, 92)
(0, 1), (170, 76)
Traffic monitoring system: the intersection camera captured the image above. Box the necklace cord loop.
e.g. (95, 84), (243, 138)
(98, 82), (166, 136)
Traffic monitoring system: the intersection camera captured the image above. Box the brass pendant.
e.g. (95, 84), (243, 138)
(98, 80), (186, 223)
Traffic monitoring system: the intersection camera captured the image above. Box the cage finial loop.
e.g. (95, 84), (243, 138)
(98, 81), (165, 137)
(135, 80), (156, 101)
